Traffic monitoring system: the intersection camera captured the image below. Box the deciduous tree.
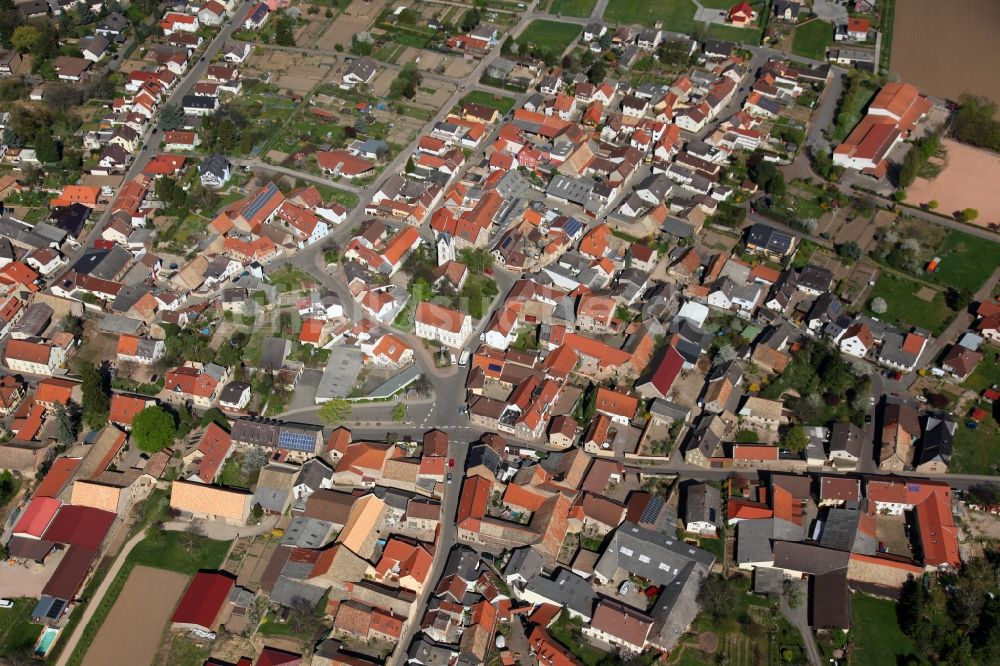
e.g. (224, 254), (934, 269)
(132, 405), (177, 452)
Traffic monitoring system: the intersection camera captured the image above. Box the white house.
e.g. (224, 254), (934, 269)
(414, 301), (472, 349)
(4, 340), (67, 375)
(838, 322), (874, 358)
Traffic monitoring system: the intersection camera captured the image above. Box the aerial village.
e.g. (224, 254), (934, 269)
(0, 1), (999, 666)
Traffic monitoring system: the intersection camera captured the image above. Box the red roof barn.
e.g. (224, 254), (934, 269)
(171, 571), (236, 631)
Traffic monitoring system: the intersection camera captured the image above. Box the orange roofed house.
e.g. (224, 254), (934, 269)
(833, 82), (933, 178)
(414, 301), (472, 349)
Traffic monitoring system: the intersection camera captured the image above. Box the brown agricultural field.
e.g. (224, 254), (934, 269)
(82, 566), (190, 666)
(892, 0), (1000, 106)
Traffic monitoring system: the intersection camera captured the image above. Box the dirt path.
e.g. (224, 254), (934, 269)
(54, 531), (146, 666)
(81, 566), (189, 666)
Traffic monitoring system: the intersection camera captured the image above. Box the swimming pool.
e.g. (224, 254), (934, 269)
(34, 627), (59, 656)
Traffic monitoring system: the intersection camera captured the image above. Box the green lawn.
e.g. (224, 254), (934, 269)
(864, 272), (955, 335)
(925, 231), (1000, 292)
(604, 0), (697, 33)
(949, 410), (1000, 475)
(460, 90), (516, 114)
(851, 594), (925, 666)
(550, 0), (597, 17)
(963, 345), (1000, 393)
(0, 598), (43, 659)
(549, 612), (610, 665)
(791, 19), (832, 61)
(707, 23), (763, 45)
(517, 20), (582, 52)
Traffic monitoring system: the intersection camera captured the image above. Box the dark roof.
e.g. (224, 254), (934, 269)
(171, 571), (235, 628)
(810, 569), (851, 630)
(465, 442), (501, 476)
(50, 203), (91, 238)
(43, 505), (116, 549)
(829, 422), (863, 457)
(746, 223), (794, 255)
(684, 483), (721, 527)
(798, 264), (833, 292)
(917, 413), (955, 465)
(41, 546), (97, 599)
(703, 39), (734, 57)
(182, 95), (216, 109)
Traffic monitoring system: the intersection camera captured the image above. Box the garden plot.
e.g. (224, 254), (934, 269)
(82, 566), (189, 666)
(314, 0), (379, 50)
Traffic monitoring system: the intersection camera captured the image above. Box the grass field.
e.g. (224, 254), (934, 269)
(924, 230), (1000, 292)
(850, 594), (925, 665)
(792, 19), (832, 60)
(950, 409), (1000, 475)
(707, 23), (763, 45)
(517, 20), (582, 52)
(963, 345), (1000, 393)
(550, 0), (597, 17)
(604, 0), (697, 33)
(0, 598), (43, 659)
(864, 272), (954, 335)
(460, 90), (517, 114)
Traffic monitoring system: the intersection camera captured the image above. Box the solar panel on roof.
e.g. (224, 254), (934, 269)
(278, 430), (315, 452)
(242, 182), (279, 221)
(46, 599), (67, 619)
(640, 496), (664, 524)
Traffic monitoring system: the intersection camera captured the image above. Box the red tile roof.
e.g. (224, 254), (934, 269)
(13, 496), (61, 537)
(34, 458), (82, 499)
(196, 422), (232, 483)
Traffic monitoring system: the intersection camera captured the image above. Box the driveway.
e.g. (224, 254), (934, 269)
(0, 547), (68, 598)
(810, 0), (848, 23)
(779, 582), (822, 666)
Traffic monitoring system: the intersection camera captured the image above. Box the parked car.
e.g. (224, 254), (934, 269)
(0, 600), (13, 609)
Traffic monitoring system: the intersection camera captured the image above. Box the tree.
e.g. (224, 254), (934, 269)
(713, 343), (737, 366)
(587, 60), (606, 84)
(318, 399), (351, 424)
(34, 127), (60, 163)
(132, 406), (177, 452)
(0, 470), (20, 506)
(275, 14), (295, 46)
(54, 402), (81, 446)
(392, 402), (407, 423)
(460, 7), (480, 31)
(870, 297), (887, 314)
(946, 287), (973, 311)
(80, 364), (110, 430)
(698, 575), (739, 626)
(781, 426), (809, 453)
(952, 93), (1000, 152)
(836, 241), (862, 261)
(349, 34), (373, 56)
(958, 208), (979, 222)
(11, 25), (43, 55)
(200, 407), (230, 430)
(927, 199), (939, 210)
(158, 103), (185, 131)
(181, 520), (205, 551)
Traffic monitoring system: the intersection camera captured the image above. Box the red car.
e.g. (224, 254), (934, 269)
(448, 458), (455, 468)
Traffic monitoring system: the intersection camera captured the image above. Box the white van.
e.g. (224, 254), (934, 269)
(459, 350), (470, 366)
